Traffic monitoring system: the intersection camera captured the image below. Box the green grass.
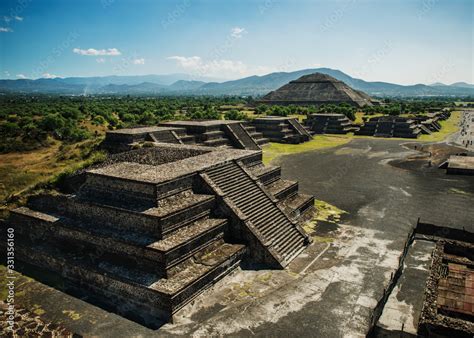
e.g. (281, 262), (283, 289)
(0, 138), (106, 207)
(262, 134), (352, 165)
(418, 111), (461, 142)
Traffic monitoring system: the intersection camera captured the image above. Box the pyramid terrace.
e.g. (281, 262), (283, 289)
(3, 142), (314, 326)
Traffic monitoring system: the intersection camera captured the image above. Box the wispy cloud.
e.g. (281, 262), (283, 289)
(16, 74), (27, 79)
(42, 73), (59, 79)
(230, 27), (246, 39)
(133, 58), (145, 65)
(96, 58), (106, 63)
(0, 27), (13, 32)
(73, 48), (121, 56)
(168, 55), (261, 78)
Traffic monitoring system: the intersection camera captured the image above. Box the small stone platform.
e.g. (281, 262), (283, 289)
(304, 113), (359, 135)
(103, 120), (269, 153)
(439, 155), (474, 175)
(355, 116), (421, 138)
(251, 116), (312, 144)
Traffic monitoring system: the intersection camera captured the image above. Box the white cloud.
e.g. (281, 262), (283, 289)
(230, 27), (247, 39)
(133, 58), (145, 65)
(73, 48), (121, 56)
(167, 55), (255, 78)
(16, 74), (27, 79)
(3, 16), (11, 23)
(14, 16), (23, 21)
(96, 58), (106, 63)
(0, 27), (13, 32)
(42, 73), (59, 79)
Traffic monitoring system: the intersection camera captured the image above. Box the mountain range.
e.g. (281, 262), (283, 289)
(0, 68), (472, 97)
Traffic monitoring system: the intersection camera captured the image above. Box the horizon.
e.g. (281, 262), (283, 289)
(1, 67), (473, 87)
(0, 0), (473, 85)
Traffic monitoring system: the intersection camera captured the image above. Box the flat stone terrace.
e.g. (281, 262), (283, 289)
(162, 120), (242, 127)
(447, 155), (474, 172)
(108, 126), (182, 134)
(89, 144), (258, 184)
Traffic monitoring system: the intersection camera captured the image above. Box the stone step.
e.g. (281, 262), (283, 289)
(249, 164), (281, 185)
(256, 137), (270, 145)
(235, 192), (273, 211)
(12, 237), (245, 323)
(9, 207), (228, 275)
(204, 161), (308, 267)
(60, 193), (216, 238)
(202, 138), (231, 147)
(274, 227), (302, 251)
(202, 130), (226, 140)
(245, 126), (257, 133)
(278, 193), (315, 221)
(281, 237), (305, 260)
(179, 135), (196, 144)
(267, 179), (299, 201)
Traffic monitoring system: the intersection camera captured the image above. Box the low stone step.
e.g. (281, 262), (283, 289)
(203, 138), (231, 147)
(202, 130), (226, 140)
(249, 164), (281, 185)
(60, 193), (216, 238)
(245, 126), (257, 133)
(278, 193), (315, 221)
(12, 237), (245, 323)
(179, 135), (196, 144)
(256, 138), (270, 145)
(10, 207), (227, 274)
(267, 179), (298, 201)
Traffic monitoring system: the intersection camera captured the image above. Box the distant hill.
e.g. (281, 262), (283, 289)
(0, 68), (472, 97)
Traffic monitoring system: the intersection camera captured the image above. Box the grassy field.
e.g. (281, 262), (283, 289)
(262, 135), (352, 165)
(418, 110), (461, 142)
(0, 137), (105, 206)
(262, 111), (462, 165)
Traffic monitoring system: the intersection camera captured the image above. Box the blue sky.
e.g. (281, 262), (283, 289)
(0, 0), (472, 84)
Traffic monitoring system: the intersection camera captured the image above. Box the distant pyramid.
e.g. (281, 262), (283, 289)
(258, 72), (374, 107)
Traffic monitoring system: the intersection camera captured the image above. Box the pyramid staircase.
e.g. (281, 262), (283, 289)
(242, 124), (270, 145)
(223, 123), (262, 150)
(203, 161), (311, 267)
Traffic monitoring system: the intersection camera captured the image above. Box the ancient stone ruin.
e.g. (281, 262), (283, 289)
(355, 116), (422, 138)
(251, 116), (312, 143)
(4, 142), (314, 326)
(103, 120), (267, 153)
(417, 224), (474, 337)
(257, 72), (376, 107)
(439, 155), (474, 175)
(305, 113), (359, 135)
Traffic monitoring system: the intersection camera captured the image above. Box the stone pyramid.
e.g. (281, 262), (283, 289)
(258, 72), (374, 107)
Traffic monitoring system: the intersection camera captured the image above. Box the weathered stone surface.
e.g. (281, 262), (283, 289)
(257, 72), (375, 107)
(2, 142), (313, 327)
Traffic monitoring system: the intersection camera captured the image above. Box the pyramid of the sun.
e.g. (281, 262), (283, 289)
(258, 72), (374, 107)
